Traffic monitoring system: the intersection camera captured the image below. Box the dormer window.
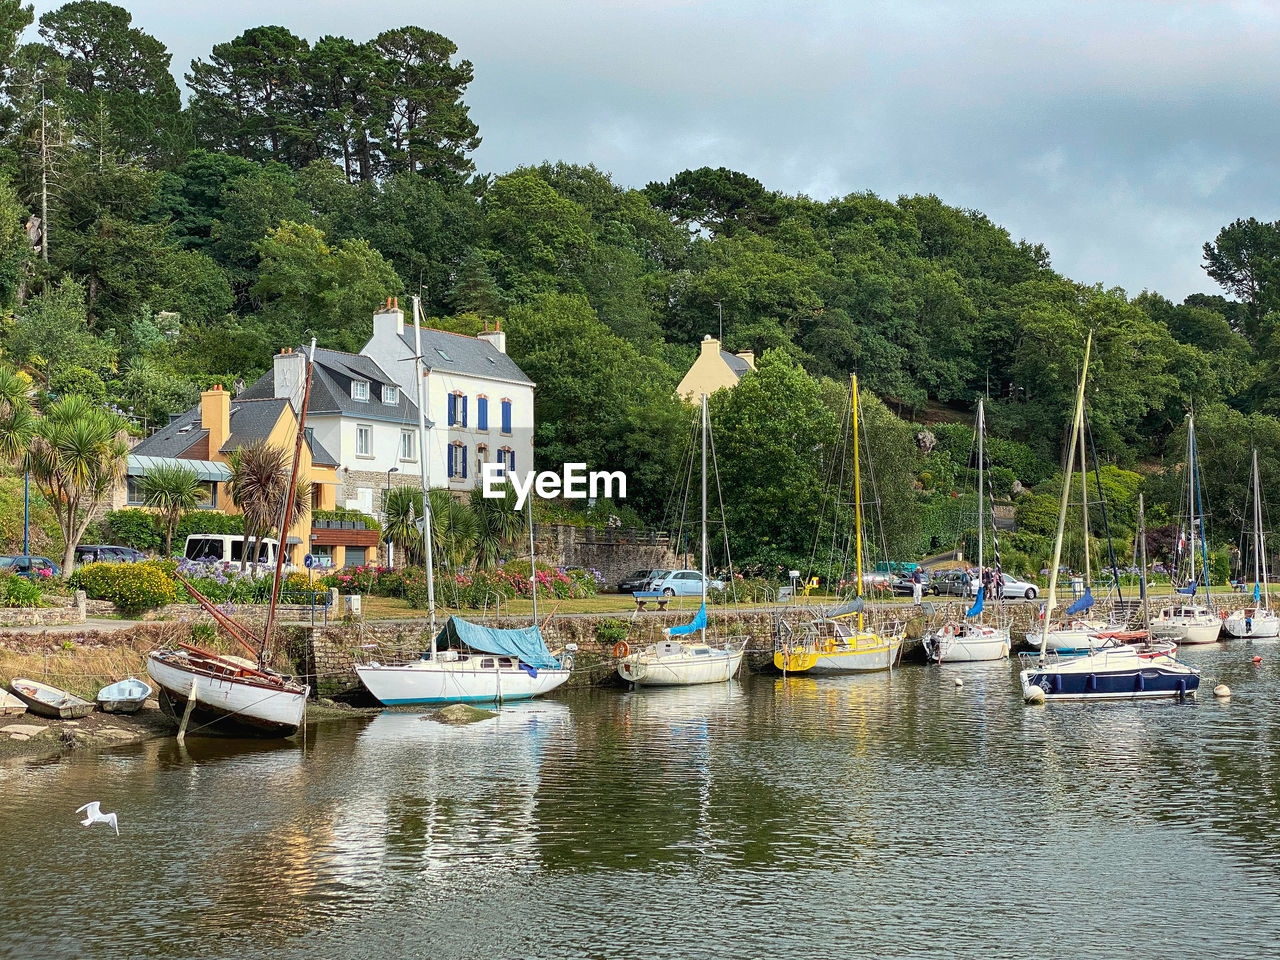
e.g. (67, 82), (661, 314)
(351, 380), (369, 402)
(382, 385), (399, 405)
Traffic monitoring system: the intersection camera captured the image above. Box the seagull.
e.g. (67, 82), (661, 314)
(75, 801), (119, 836)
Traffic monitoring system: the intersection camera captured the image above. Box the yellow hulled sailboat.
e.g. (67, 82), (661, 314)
(774, 374), (905, 675)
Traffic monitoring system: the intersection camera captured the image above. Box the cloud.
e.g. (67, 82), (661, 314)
(29, 0), (1279, 299)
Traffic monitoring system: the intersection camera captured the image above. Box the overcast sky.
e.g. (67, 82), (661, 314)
(31, 0), (1280, 300)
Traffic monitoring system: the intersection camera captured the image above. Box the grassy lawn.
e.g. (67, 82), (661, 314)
(359, 592), (853, 620)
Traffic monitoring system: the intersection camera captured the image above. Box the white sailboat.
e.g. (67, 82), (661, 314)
(1223, 447), (1280, 639)
(1149, 415), (1221, 646)
(618, 394), (747, 686)
(923, 397), (1010, 663)
(774, 374), (905, 675)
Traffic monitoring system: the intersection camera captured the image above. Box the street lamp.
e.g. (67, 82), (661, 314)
(384, 467), (399, 566)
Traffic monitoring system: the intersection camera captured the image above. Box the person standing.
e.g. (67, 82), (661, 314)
(911, 566), (923, 605)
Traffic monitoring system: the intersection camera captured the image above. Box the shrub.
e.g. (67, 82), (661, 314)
(173, 559), (273, 604)
(102, 508), (162, 552)
(71, 561), (177, 614)
(595, 618), (629, 645)
(0, 572), (41, 607)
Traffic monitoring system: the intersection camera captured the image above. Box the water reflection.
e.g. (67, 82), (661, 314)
(4, 649), (1280, 959)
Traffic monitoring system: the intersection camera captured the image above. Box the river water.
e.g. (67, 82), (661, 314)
(3, 645), (1279, 959)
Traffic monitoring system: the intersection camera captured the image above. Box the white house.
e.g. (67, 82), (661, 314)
(237, 300), (535, 517)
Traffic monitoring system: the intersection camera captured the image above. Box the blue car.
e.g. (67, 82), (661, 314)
(0, 555), (61, 579)
(649, 569), (725, 597)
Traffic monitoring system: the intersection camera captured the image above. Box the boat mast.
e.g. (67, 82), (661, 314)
(977, 397), (984, 611)
(412, 297), (437, 645)
(530, 491), (537, 628)
(1187, 416), (1196, 598)
(1040, 332), (1091, 661)
(852, 374), (864, 633)
(1139, 493), (1150, 637)
(1079, 401), (1091, 595)
(1253, 447), (1265, 606)
(700, 392), (708, 644)
(261, 337), (316, 666)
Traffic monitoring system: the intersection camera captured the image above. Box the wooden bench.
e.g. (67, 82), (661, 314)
(633, 591), (671, 611)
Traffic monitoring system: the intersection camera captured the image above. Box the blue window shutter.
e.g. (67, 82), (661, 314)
(447, 393), (455, 426)
(502, 400), (512, 433)
(462, 395), (468, 427)
(509, 449), (515, 473)
(478, 397), (487, 430)
(462, 445), (468, 478)
(447, 446), (455, 478)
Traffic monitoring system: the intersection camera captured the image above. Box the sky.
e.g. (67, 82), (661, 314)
(30, 0), (1280, 300)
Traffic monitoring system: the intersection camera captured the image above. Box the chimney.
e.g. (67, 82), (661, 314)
(373, 296), (404, 339)
(477, 318), (507, 355)
(274, 347), (307, 411)
(201, 385), (231, 454)
(735, 349), (755, 369)
(700, 333), (719, 355)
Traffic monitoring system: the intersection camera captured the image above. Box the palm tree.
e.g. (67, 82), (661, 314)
(0, 365), (34, 464)
(139, 462), (206, 557)
(383, 486), (425, 566)
(469, 482), (527, 570)
(429, 488), (477, 571)
(227, 440), (310, 571)
(27, 394), (129, 572)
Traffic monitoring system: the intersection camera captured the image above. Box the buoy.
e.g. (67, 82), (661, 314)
(1252, 656), (1262, 664)
(1214, 684), (1231, 698)
(1024, 686), (1046, 704)
(954, 677), (964, 688)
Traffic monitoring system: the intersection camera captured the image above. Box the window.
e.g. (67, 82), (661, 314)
(498, 446), (515, 476)
(500, 399), (512, 435)
(345, 546), (367, 568)
(476, 444), (487, 477)
(436, 347), (451, 362)
(356, 424), (372, 457)
(351, 380), (370, 402)
(447, 391), (467, 427)
(447, 442), (469, 480)
(477, 396), (488, 431)
(126, 476), (144, 505)
(200, 480), (218, 509)
(400, 429), (416, 461)
(382, 385), (399, 405)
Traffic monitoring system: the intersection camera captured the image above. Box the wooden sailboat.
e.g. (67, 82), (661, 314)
(1223, 448), (1280, 639)
(618, 393), (747, 686)
(922, 397), (1010, 663)
(1149, 415), (1221, 645)
(775, 374), (905, 675)
(1020, 334), (1200, 701)
(146, 342), (316, 737)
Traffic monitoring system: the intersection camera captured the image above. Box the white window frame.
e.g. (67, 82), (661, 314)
(400, 429), (416, 462)
(351, 380), (370, 402)
(382, 384), (399, 405)
(356, 424), (373, 458)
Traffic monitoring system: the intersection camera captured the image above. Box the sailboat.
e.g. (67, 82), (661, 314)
(922, 397), (1010, 663)
(1028, 406), (1129, 652)
(147, 343), (317, 737)
(1020, 334), (1200, 702)
(1222, 448), (1280, 639)
(617, 394), (747, 686)
(1149, 415), (1221, 646)
(774, 374), (906, 675)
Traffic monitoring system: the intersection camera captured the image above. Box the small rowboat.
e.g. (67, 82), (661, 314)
(96, 677), (153, 714)
(0, 689), (27, 717)
(9, 678), (95, 719)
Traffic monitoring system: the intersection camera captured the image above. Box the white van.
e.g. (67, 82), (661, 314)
(183, 534), (291, 570)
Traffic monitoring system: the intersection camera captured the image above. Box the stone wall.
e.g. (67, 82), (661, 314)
(0, 591), (88, 627)
(534, 524), (679, 585)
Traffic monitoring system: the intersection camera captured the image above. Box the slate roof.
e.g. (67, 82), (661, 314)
(239, 346), (420, 423)
(721, 351), (751, 377)
(132, 407), (206, 458)
(397, 328), (533, 385)
(220, 398), (289, 453)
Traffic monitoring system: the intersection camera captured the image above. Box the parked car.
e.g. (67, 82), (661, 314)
(618, 568), (666, 593)
(0, 555), (60, 578)
(649, 569), (725, 597)
(889, 571), (930, 596)
(1000, 575), (1040, 600)
(75, 544), (147, 565)
(929, 568), (1039, 600)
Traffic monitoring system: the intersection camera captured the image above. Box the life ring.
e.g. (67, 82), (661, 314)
(613, 641), (631, 659)
(1221, 610), (1228, 620)
(941, 623), (957, 638)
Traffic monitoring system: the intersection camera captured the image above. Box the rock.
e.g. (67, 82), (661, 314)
(916, 430), (937, 454)
(428, 703), (497, 725)
(1011, 480), (1025, 497)
(10, 733), (29, 741)
(954, 677), (964, 688)
(1214, 684), (1231, 699)
(1024, 686), (1046, 704)
(2, 724), (45, 737)
(97, 728), (136, 740)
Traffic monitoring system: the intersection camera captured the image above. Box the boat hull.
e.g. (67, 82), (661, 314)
(1149, 618), (1221, 645)
(775, 634), (905, 674)
(96, 678), (152, 714)
(1221, 609), (1280, 640)
(620, 649), (744, 686)
(1020, 649), (1200, 701)
(8, 679), (94, 719)
(355, 660), (570, 705)
(0, 690), (28, 717)
(923, 626), (1009, 663)
(147, 653), (307, 737)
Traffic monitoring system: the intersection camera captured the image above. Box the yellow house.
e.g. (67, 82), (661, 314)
(676, 336), (755, 401)
(118, 383), (341, 566)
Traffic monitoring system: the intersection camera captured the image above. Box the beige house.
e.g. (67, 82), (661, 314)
(676, 336), (755, 401)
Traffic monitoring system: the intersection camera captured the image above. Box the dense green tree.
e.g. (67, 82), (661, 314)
(1202, 217), (1280, 340)
(8, 276), (114, 387)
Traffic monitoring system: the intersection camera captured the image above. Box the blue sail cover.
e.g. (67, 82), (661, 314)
(965, 591), (984, 618)
(666, 603), (707, 637)
(1177, 583), (1198, 596)
(436, 616), (560, 669)
(1256, 582), (1262, 603)
(1064, 587), (1094, 616)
